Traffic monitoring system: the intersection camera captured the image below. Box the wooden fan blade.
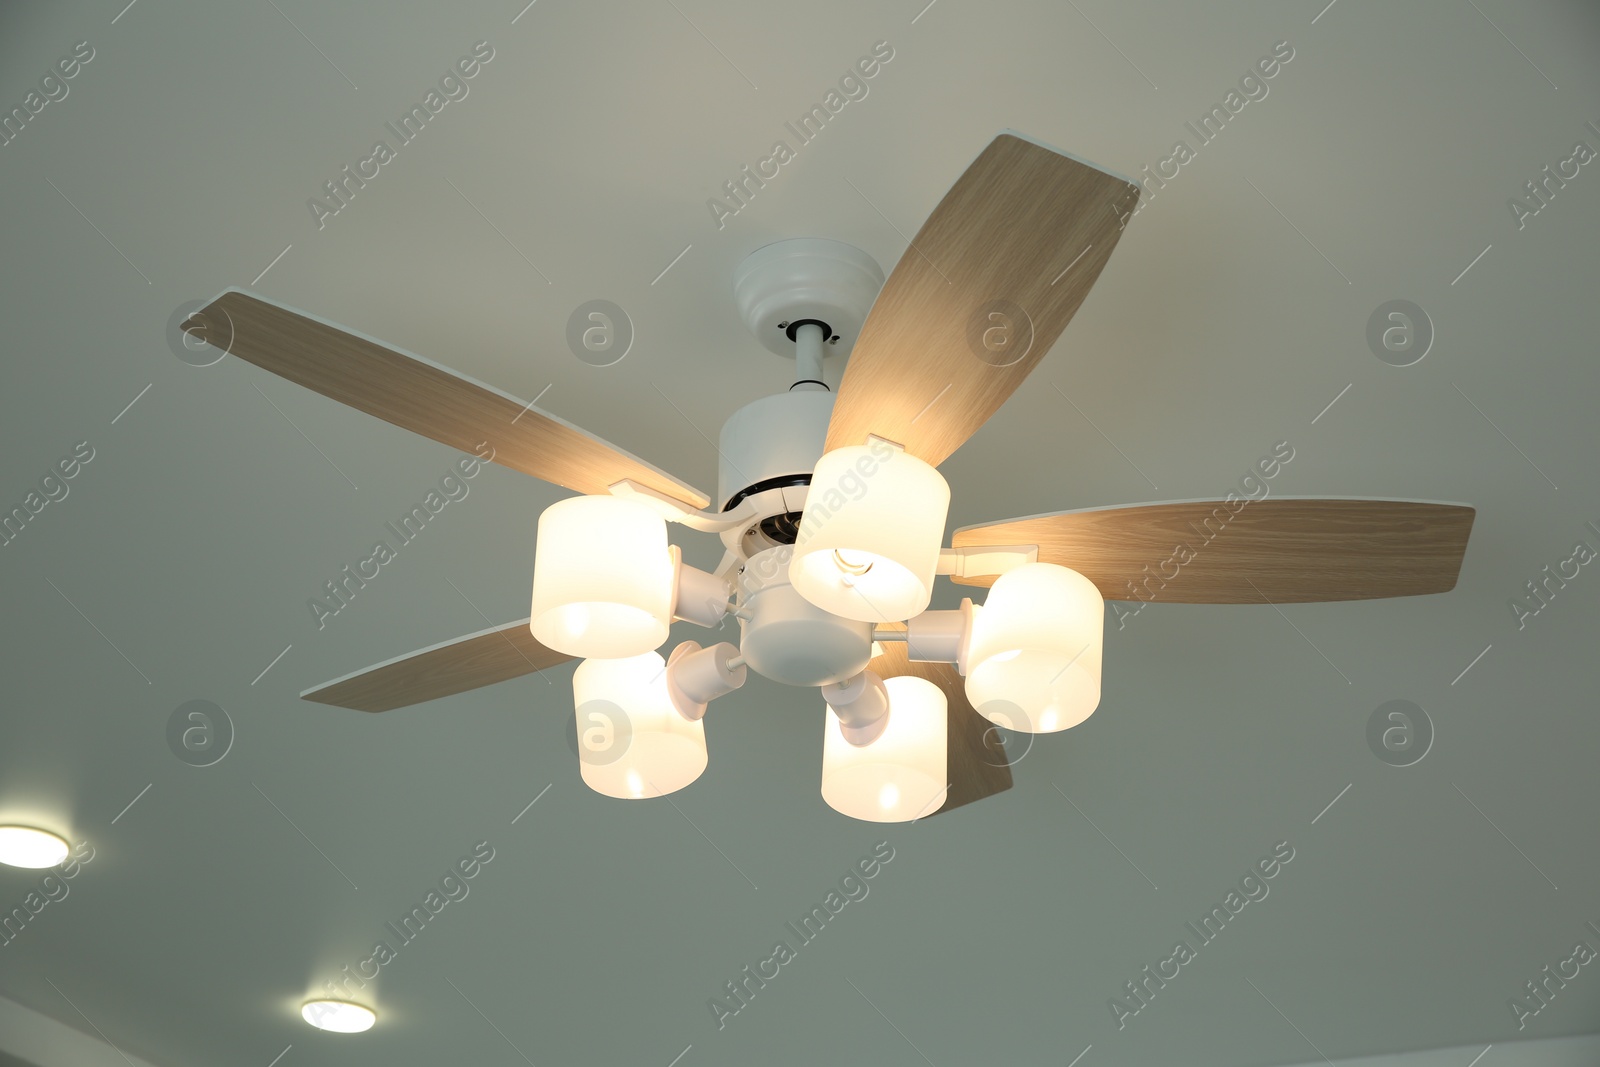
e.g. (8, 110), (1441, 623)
(952, 498), (1475, 603)
(869, 629), (1012, 817)
(302, 619), (570, 712)
(186, 289), (709, 507)
(825, 132), (1139, 465)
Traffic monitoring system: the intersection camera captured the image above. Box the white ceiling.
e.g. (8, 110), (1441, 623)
(2, 1), (1598, 1066)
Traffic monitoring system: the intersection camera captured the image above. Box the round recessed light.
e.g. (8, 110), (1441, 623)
(301, 1000), (376, 1034)
(0, 826), (69, 869)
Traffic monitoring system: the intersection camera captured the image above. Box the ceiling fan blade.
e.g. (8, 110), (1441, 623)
(825, 132), (1139, 465)
(186, 289), (709, 508)
(302, 618), (570, 712)
(869, 631), (1012, 816)
(952, 498), (1475, 603)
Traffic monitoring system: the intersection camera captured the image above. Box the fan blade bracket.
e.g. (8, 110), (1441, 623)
(608, 478), (758, 533)
(937, 544), (1038, 580)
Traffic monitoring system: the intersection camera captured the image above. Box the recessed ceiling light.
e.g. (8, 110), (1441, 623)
(301, 1000), (376, 1033)
(0, 826), (69, 869)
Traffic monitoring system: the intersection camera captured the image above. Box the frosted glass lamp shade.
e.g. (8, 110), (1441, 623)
(531, 496), (675, 659)
(573, 653), (708, 799)
(790, 443), (950, 623)
(964, 563), (1103, 733)
(821, 675), (947, 822)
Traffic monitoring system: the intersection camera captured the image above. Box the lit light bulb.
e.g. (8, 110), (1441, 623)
(833, 550), (874, 576)
(790, 442), (950, 623)
(878, 782), (900, 810)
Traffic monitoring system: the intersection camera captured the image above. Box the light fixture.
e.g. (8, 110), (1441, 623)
(573, 651), (718, 798)
(964, 562), (1103, 733)
(221, 153), (1475, 828)
(531, 495), (676, 658)
(821, 675), (947, 822)
(789, 439), (951, 623)
(301, 999), (376, 1033)
(0, 826), (69, 869)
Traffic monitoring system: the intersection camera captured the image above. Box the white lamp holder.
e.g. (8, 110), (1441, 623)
(665, 640), (747, 721)
(669, 545), (732, 629)
(904, 599), (977, 673)
(820, 669), (891, 747)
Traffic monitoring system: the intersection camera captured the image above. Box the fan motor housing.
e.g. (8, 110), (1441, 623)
(717, 389), (833, 556)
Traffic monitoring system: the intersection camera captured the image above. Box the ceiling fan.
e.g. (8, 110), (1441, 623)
(182, 131), (1474, 822)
